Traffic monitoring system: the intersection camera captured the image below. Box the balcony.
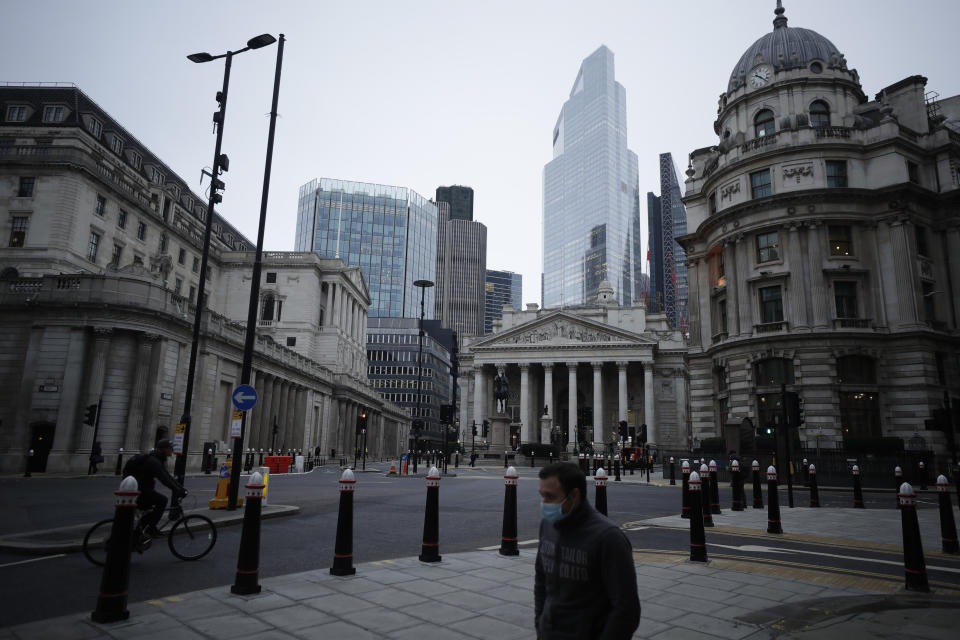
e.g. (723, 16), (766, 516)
(833, 317), (871, 329)
(813, 126), (851, 139)
(258, 319), (274, 328)
(740, 134), (778, 154)
(754, 320), (787, 334)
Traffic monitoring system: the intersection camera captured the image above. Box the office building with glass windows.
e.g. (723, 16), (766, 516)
(484, 269), (522, 334)
(646, 153), (689, 331)
(542, 45), (641, 308)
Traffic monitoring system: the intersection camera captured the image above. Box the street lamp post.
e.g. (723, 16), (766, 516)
(413, 279), (434, 474)
(175, 33), (277, 486)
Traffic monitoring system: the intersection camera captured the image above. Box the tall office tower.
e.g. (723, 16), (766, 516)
(434, 200), (487, 336)
(542, 45), (641, 308)
(435, 185), (474, 221)
(484, 269), (523, 334)
(295, 178), (438, 318)
(646, 153), (689, 329)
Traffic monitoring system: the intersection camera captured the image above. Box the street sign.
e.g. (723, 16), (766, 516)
(232, 384), (258, 410)
(173, 422), (186, 454)
(231, 410), (243, 438)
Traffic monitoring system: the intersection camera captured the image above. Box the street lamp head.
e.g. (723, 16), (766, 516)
(187, 52), (214, 63)
(247, 33), (277, 49)
(414, 279), (435, 288)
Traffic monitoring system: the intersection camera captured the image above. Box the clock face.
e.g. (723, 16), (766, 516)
(750, 65), (772, 87)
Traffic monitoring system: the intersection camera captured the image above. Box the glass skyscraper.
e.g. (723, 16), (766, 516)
(295, 178), (438, 318)
(542, 45), (641, 308)
(484, 269), (522, 334)
(646, 153), (689, 330)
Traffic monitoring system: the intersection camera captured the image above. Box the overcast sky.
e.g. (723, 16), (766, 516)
(3, 0), (958, 306)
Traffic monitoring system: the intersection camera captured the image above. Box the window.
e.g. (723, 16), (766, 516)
(111, 244), (123, 265)
(87, 231), (101, 262)
(117, 210), (127, 229)
(755, 357), (794, 385)
(136, 221), (146, 241)
(829, 225), (853, 256)
(756, 231), (779, 263)
(261, 294), (275, 321)
(88, 117), (102, 138)
(936, 352), (947, 385)
(192, 256), (199, 273)
(174, 278), (183, 295)
(717, 299), (728, 334)
(809, 100), (830, 128)
(837, 355), (876, 384)
(95, 195), (106, 216)
(189, 286), (196, 303)
(754, 109), (775, 137)
(159, 234), (168, 253)
(907, 161), (919, 184)
(758, 285), (783, 323)
(9, 216), (28, 247)
(916, 225), (929, 256)
(151, 167), (164, 185)
(826, 160), (847, 187)
(810, 61), (823, 74)
(266, 272), (277, 283)
(5, 105), (27, 122)
(922, 282), (936, 323)
(750, 169), (772, 198)
(834, 281), (858, 318)
(840, 392), (881, 438)
(111, 136), (123, 155)
(133, 255), (143, 266)
(286, 337), (297, 347)
(17, 176), (35, 197)
(42, 106), (65, 123)
(709, 192), (717, 214)
(131, 151), (142, 171)
(178, 248), (186, 265)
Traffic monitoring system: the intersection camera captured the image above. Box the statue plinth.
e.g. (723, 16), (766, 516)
(490, 415), (511, 450)
(540, 416), (552, 446)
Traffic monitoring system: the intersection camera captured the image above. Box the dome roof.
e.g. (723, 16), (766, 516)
(727, 2), (846, 95)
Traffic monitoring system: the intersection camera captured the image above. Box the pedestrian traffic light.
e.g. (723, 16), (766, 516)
(83, 403), (99, 426)
(356, 411), (368, 434)
(618, 420), (628, 440)
(471, 423), (477, 436)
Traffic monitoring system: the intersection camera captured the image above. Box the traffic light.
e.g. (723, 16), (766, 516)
(618, 420), (628, 440)
(356, 411), (368, 434)
(639, 423), (648, 444)
(482, 419), (490, 438)
(83, 403), (99, 426)
(785, 391), (803, 427)
(471, 423), (478, 436)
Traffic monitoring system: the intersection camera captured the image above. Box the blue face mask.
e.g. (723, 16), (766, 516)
(541, 495), (569, 523)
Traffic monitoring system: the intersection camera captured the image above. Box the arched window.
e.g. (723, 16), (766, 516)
(754, 109), (775, 137)
(261, 293), (275, 321)
(809, 100), (830, 128)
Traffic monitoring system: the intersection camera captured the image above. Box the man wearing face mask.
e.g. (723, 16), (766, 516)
(534, 462), (640, 639)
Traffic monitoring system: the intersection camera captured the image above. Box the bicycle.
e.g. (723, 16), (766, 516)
(82, 493), (217, 565)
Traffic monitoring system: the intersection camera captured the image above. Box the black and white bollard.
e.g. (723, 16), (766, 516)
(808, 464), (820, 507)
(853, 464), (865, 508)
(419, 466), (442, 563)
(709, 460), (722, 514)
(895, 465), (903, 508)
(258, 449), (265, 466)
(802, 458), (809, 487)
(500, 466), (519, 556)
(114, 448), (123, 476)
(752, 460), (764, 509)
(899, 482), (929, 591)
(669, 457), (676, 486)
(767, 466), (783, 534)
(700, 464), (714, 528)
(595, 467), (608, 516)
(937, 475), (959, 554)
(688, 471), (707, 562)
(232, 471), (266, 594)
(731, 460), (743, 511)
(919, 461), (927, 490)
(681, 460), (691, 519)
(91, 476), (140, 623)
(329, 468), (357, 576)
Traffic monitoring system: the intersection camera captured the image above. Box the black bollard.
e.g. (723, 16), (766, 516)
(614, 458), (621, 482)
(852, 464), (865, 508)
(419, 466), (442, 563)
(329, 468), (357, 576)
(669, 457), (676, 486)
(919, 461), (927, 491)
(899, 482), (929, 591)
(231, 471), (266, 594)
(802, 458), (809, 487)
(114, 448), (123, 476)
(937, 475), (959, 554)
(681, 460), (691, 519)
(504, 451), (508, 470)
(731, 460), (743, 511)
(809, 464), (820, 507)
(594, 467), (608, 516)
(91, 476), (140, 623)
(688, 471), (707, 562)
(895, 466), (903, 508)
(499, 466), (519, 556)
(709, 460), (722, 514)
(646, 460), (651, 484)
(24, 448), (33, 477)
(530, 454), (535, 469)
(752, 460), (764, 509)
(767, 466), (783, 534)
(700, 464), (714, 528)
(258, 449), (264, 466)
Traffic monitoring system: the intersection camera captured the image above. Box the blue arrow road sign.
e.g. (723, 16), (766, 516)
(232, 384), (258, 411)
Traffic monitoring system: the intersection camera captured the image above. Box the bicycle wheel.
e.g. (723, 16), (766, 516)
(82, 519), (115, 566)
(168, 515), (217, 561)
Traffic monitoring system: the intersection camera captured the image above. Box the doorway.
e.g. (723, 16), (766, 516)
(28, 422), (55, 472)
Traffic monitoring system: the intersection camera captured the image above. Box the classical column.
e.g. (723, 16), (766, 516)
(78, 328), (112, 451)
(473, 365), (486, 428)
(785, 223), (808, 330)
(724, 241), (739, 336)
(125, 334), (155, 452)
(807, 222), (830, 329)
(592, 362), (603, 444)
(458, 373), (470, 439)
(279, 382), (293, 449)
(141, 336), (164, 451)
(8, 327), (43, 453)
(325, 281), (335, 328)
(519, 363), (531, 443)
(250, 371), (266, 448)
(890, 218), (920, 327)
(617, 361), (628, 422)
(52, 328), (88, 457)
(293, 386), (307, 450)
(644, 362), (656, 444)
(687, 258), (703, 346)
(268, 375), (282, 450)
(735, 235), (751, 335)
(543, 364), (554, 417)
(567, 362), (578, 450)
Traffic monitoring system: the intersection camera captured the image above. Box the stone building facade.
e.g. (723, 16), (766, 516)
(678, 4), (960, 454)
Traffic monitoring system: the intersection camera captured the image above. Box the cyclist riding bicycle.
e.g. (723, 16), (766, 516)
(127, 439), (187, 538)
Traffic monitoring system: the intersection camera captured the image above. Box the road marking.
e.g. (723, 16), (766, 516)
(709, 543), (960, 574)
(478, 539), (539, 551)
(0, 554), (65, 568)
(623, 526), (649, 531)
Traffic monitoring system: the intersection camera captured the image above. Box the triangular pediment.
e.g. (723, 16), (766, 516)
(471, 310), (656, 349)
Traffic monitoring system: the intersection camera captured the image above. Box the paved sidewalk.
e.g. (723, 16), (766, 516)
(5, 507), (959, 639)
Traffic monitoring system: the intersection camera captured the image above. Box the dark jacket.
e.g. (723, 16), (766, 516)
(135, 451), (182, 494)
(534, 499), (640, 639)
